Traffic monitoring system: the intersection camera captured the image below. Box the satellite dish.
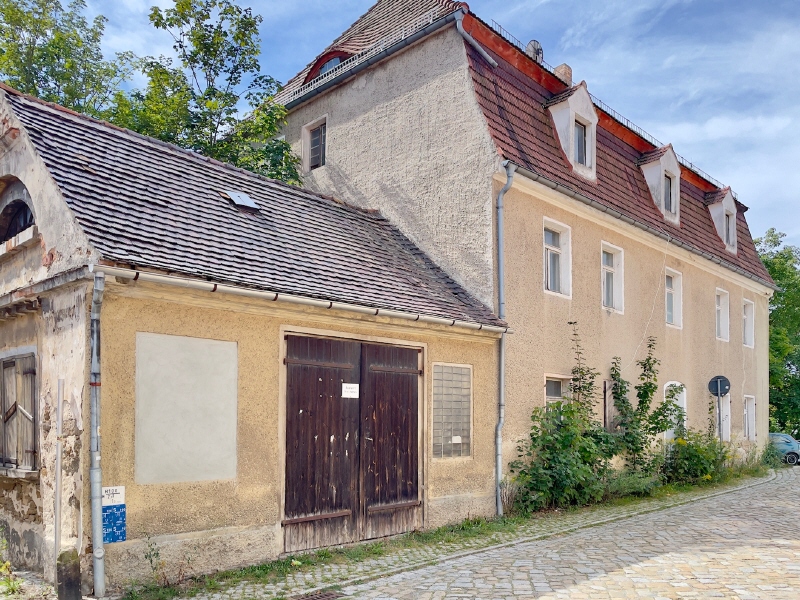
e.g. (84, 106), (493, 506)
(526, 40), (543, 64)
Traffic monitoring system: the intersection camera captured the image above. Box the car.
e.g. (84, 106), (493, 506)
(770, 432), (800, 465)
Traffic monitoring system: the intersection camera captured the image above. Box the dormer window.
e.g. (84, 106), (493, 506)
(574, 121), (587, 165)
(545, 82), (598, 181)
(318, 57), (342, 76)
(705, 187), (738, 254)
(638, 145), (680, 225)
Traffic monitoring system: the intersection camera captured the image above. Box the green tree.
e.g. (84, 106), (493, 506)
(756, 229), (800, 434)
(0, 0), (133, 116)
(116, 0), (299, 183)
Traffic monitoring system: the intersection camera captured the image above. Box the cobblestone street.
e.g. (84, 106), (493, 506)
(344, 468), (799, 599)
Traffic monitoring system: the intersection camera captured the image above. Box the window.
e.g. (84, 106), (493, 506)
(715, 289), (730, 341)
(601, 243), (624, 312)
(663, 174), (673, 213)
(309, 123), (326, 170)
(545, 377), (570, 407)
(724, 213), (733, 246)
(743, 299), (755, 348)
(433, 364), (472, 458)
(318, 56), (342, 76)
(574, 121), (587, 165)
(664, 382), (686, 440)
(743, 396), (756, 441)
(1, 355), (36, 471)
(0, 202), (34, 244)
(665, 269), (682, 327)
(543, 219), (571, 297)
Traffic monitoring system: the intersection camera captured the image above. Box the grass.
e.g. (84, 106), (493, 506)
(121, 466), (777, 600)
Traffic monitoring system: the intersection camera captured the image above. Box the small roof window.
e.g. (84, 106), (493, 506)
(318, 57), (342, 76)
(221, 190), (259, 211)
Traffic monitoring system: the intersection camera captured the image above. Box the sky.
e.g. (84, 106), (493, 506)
(86, 0), (800, 246)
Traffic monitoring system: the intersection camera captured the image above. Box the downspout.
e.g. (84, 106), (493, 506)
(89, 272), (106, 598)
(495, 160), (516, 516)
(455, 11), (498, 68)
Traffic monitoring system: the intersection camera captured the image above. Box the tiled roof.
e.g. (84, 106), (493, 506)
(3, 87), (503, 327)
(277, 0), (462, 103)
(541, 83), (582, 108)
(636, 145), (672, 166)
(465, 44), (773, 286)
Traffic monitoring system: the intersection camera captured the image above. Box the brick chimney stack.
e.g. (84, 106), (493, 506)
(555, 63), (573, 86)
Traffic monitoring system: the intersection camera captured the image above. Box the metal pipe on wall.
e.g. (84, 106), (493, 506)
(495, 160), (516, 516)
(54, 378), (64, 575)
(89, 272), (106, 598)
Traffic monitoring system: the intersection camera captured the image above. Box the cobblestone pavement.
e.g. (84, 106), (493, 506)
(344, 468), (799, 600)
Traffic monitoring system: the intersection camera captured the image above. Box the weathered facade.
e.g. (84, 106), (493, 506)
(280, 0), (774, 474)
(0, 81), (505, 593)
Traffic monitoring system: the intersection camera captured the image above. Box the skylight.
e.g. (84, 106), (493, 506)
(222, 190), (259, 211)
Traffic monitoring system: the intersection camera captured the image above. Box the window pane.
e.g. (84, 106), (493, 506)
(309, 123), (326, 169)
(664, 175), (672, 212)
(544, 228), (560, 248)
(665, 274), (673, 290)
(546, 249), (561, 292)
(666, 290), (674, 324)
(574, 122), (586, 165)
(546, 379), (562, 398)
(725, 214), (731, 244)
(716, 304), (722, 338)
(602, 250), (614, 268)
(604, 271), (614, 307)
(433, 365), (472, 458)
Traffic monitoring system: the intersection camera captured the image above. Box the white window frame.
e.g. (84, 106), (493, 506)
(742, 298), (755, 348)
(664, 381), (687, 440)
(743, 395), (756, 442)
(664, 268), (683, 329)
(542, 218), (572, 298)
(600, 242), (624, 313)
(544, 375), (571, 407)
(432, 363), (473, 460)
(574, 119), (588, 166)
(715, 288), (730, 342)
(724, 212), (734, 246)
(301, 115), (328, 173)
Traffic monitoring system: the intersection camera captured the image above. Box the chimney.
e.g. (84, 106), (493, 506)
(554, 63), (573, 86)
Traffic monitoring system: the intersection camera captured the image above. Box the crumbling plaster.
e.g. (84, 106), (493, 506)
(284, 26), (500, 308)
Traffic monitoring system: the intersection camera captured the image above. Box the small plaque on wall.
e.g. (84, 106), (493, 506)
(102, 486), (126, 544)
(342, 383), (359, 398)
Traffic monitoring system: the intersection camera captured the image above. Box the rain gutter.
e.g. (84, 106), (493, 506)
(88, 264), (511, 334)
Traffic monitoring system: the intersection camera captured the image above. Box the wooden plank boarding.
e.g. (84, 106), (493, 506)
(283, 335), (421, 552)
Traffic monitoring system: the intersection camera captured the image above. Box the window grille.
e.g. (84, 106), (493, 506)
(432, 365), (471, 458)
(1, 355), (36, 470)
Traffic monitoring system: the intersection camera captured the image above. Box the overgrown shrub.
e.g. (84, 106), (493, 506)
(510, 324), (614, 513)
(660, 429), (730, 484)
(603, 470), (661, 499)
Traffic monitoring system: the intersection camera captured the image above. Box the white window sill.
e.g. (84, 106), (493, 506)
(716, 336), (730, 343)
(743, 343), (754, 349)
(0, 466), (39, 480)
(544, 289), (571, 300)
(603, 306), (624, 315)
(666, 322), (683, 330)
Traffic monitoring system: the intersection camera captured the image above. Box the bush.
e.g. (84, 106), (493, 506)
(660, 430), (730, 484)
(604, 470), (661, 499)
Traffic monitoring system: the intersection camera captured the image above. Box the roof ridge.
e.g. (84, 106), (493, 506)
(0, 83), (380, 217)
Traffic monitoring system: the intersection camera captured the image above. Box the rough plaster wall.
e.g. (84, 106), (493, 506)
(98, 284), (498, 587)
(0, 91), (99, 298)
(0, 314), (41, 569)
(499, 181), (771, 471)
(284, 27), (500, 308)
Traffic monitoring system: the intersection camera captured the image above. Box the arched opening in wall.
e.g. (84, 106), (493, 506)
(0, 201), (35, 243)
(0, 178), (36, 244)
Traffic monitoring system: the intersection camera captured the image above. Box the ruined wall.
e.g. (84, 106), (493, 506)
(97, 281), (499, 588)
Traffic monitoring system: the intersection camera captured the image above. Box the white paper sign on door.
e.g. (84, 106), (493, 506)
(342, 383), (360, 398)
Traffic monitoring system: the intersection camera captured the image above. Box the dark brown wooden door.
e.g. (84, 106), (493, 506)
(283, 336), (421, 552)
(360, 343), (421, 539)
(283, 336), (361, 552)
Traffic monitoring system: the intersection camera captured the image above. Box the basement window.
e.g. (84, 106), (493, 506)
(1, 354), (37, 472)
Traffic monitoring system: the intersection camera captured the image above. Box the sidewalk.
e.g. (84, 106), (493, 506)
(13, 470), (779, 600)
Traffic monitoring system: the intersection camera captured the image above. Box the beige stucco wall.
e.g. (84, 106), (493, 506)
(499, 174), (771, 470)
(283, 26), (499, 308)
(97, 281), (499, 587)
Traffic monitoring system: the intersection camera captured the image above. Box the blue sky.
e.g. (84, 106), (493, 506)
(87, 0), (800, 246)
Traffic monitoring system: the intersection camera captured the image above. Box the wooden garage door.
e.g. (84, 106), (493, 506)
(283, 336), (421, 552)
